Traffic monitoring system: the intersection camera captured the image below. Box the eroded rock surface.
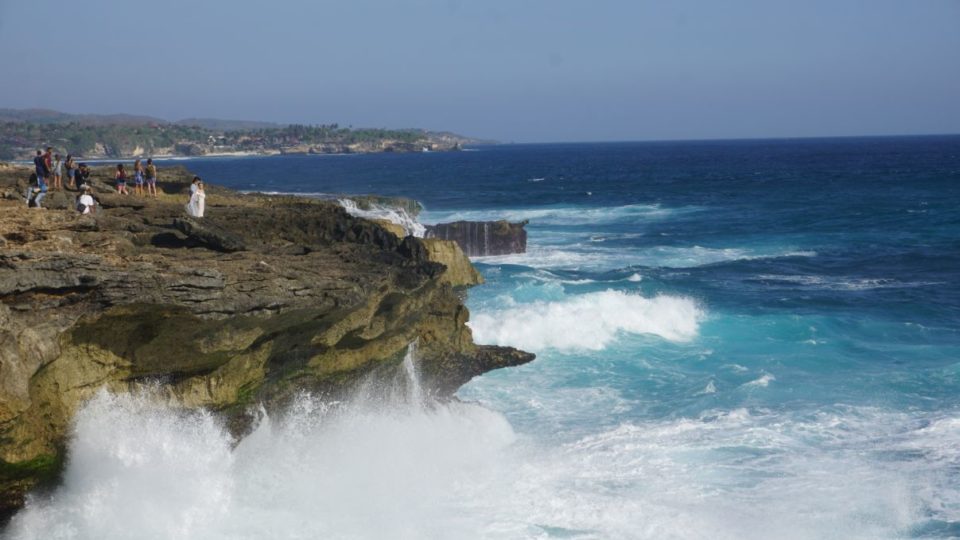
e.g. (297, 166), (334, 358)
(425, 220), (528, 257)
(0, 164), (533, 515)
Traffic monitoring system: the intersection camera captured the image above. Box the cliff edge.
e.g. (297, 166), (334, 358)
(0, 165), (533, 515)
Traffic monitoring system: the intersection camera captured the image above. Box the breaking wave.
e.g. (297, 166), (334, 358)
(5, 348), (517, 540)
(476, 244), (816, 270)
(422, 203), (690, 227)
(469, 290), (703, 352)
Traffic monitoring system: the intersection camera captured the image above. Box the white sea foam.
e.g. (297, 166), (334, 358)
(742, 373), (775, 388)
(243, 190), (335, 198)
(514, 269), (597, 286)
(700, 380), (718, 395)
(337, 198), (426, 237)
(626, 273), (643, 282)
(241, 192), (428, 238)
(469, 290), (703, 352)
(533, 407), (948, 540)
(422, 203), (686, 227)
(7, 387), (958, 539)
(476, 244), (816, 271)
(6, 359), (518, 539)
(753, 274), (941, 291)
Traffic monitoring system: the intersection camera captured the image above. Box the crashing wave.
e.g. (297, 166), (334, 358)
(469, 290), (703, 352)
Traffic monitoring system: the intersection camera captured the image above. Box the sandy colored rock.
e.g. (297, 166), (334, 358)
(0, 163), (533, 516)
(372, 219), (407, 238)
(422, 238), (484, 287)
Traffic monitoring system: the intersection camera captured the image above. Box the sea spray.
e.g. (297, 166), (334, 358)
(338, 198), (426, 237)
(4, 344), (951, 539)
(4, 345), (516, 540)
(134, 136), (960, 539)
(401, 341), (425, 407)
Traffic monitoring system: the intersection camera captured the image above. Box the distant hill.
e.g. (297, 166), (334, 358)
(0, 108), (167, 126)
(174, 118), (282, 131)
(0, 109), (281, 131)
(0, 108), (488, 160)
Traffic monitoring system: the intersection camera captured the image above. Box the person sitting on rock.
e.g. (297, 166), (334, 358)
(76, 186), (96, 215)
(24, 173), (47, 209)
(115, 163), (129, 195)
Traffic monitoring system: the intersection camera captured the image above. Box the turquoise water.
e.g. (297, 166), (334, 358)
(202, 138), (960, 537)
(7, 138), (960, 539)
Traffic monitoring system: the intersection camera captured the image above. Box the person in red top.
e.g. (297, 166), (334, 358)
(115, 163), (129, 195)
(42, 148), (53, 181)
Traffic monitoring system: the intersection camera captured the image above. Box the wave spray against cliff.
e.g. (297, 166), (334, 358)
(4, 345), (519, 539)
(7, 344), (944, 539)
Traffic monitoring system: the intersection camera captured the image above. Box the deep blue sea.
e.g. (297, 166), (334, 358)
(8, 137), (960, 539)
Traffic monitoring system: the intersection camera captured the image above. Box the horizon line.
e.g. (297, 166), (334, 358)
(506, 132), (960, 146)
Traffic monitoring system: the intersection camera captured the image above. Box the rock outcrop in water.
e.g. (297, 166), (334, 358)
(425, 220), (528, 257)
(0, 164), (533, 516)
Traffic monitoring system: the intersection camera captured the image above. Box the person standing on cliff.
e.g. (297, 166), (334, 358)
(52, 154), (63, 191)
(145, 158), (158, 198)
(42, 148), (53, 185)
(115, 163), (129, 195)
(185, 178), (205, 217)
(65, 154), (76, 189)
(133, 159), (145, 196)
(32, 151), (47, 187)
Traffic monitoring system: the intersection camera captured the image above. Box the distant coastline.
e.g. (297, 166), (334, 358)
(0, 107), (491, 161)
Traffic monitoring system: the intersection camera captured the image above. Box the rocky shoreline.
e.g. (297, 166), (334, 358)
(0, 163), (533, 517)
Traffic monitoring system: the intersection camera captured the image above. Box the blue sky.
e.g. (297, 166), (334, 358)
(1, 0), (958, 142)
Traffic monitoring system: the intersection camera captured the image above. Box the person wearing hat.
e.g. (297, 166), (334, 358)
(77, 185), (96, 215)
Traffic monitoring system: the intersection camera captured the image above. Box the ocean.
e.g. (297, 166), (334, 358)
(6, 137), (960, 539)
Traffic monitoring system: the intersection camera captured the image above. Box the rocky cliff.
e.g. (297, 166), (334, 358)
(0, 165), (533, 516)
(425, 220), (528, 257)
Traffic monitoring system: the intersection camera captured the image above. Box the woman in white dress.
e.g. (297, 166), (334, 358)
(186, 179), (206, 218)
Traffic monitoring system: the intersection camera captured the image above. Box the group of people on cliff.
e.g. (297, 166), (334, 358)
(25, 148), (206, 218)
(26, 147), (92, 209)
(113, 159), (158, 197)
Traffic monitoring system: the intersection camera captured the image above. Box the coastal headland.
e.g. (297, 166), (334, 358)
(0, 162), (533, 517)
(0, 109), (487, 160)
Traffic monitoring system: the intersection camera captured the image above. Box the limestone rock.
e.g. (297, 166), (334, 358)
(372, 219), (407, 238)
(425, 220), (527, 257)
(421, 238), (483, 287)
(0, 163), (533, 517)
(174, 217), (247, 252)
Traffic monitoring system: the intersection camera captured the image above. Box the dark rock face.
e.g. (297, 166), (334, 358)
(173, 217), (247, 252)
(0, 164), (534, 517)
(343, 195), (423, 218)
(425, 220), (528, 257)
